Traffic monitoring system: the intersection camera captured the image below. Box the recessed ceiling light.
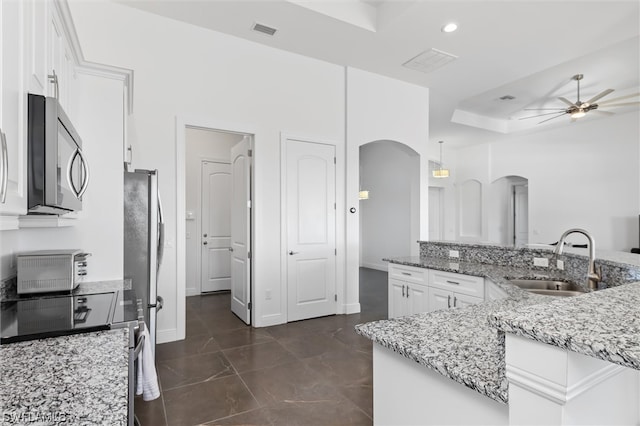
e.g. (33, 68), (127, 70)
(441, 22), (458, 33)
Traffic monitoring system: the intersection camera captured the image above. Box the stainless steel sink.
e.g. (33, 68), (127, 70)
(508, 279), (587, 297)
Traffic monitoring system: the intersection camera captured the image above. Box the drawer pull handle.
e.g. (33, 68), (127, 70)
(453, 296), (457, 307)
(401, 272), (412, 276)
(446, 280), (460, 285)
(402, 285), (405, 297)
(406, 286), (409, 298)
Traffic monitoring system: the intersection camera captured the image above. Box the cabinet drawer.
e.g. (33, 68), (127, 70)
(429, 270), (484, 298)
(388, 264), (427, 285)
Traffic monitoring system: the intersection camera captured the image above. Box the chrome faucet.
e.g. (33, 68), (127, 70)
(554, 228), (601, 290)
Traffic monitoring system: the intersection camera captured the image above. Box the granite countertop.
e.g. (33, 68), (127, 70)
(0, 328), (130, 425)
(489, 282), (640, 370)
(355, 256), (640, 404)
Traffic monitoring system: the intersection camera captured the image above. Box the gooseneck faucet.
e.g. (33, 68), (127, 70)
(554, 228), (601, 290)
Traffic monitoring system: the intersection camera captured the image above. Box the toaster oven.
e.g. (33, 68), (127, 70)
(17, 249), (90, 294)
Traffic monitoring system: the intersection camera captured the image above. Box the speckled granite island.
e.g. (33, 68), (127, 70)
(0, 280), (134, 425)
(356, 241), (640, 425)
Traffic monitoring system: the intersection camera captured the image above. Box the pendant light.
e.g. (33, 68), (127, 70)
(433, 141), (450, 178)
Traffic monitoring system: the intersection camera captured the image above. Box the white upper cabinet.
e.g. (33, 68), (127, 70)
(0, 0), (29, 226)
(0, 0), (81, 229)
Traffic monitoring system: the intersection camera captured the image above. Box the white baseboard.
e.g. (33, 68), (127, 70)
(360, 261), (388, 272)
(186, 288), (199, 297)
(344, 302), (361, 314)
(156, 328), (180, 344)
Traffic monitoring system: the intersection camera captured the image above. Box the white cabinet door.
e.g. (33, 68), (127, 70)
(47, 3), (76, 119)
(452, 292), (483, 309)
(389, 279), (408, 319)
(407, 283), (428, 315)
(0, 0), (28, 223)
(24, 0), (48, 95)
(428, 287), (452, 312)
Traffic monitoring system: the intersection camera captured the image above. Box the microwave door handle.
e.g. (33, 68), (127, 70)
(67, 149), (81, 198)
(76, 148), (90, 198)
(0, 131), (7, 204)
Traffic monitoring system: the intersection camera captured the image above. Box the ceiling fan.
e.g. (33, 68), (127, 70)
(519, 74), (640, 124)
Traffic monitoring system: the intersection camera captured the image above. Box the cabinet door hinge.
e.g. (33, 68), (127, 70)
(333, 157), (336, 164)
(248, 149), (253, 157)
(248, 251), (252, 259)
(334, 248), (337, 255)
(334, 294), (337, 302)
(248, 302), (252, 310)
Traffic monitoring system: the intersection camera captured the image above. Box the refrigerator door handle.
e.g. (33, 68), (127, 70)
(157, 193), (165, 268)
(151, 296), (164, 312)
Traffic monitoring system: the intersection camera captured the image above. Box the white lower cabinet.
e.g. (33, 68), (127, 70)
(388, 265), (429, 319)
(427, 269), (485, 312)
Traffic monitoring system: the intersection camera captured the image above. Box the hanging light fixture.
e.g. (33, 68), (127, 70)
(433, 141), (450, 178)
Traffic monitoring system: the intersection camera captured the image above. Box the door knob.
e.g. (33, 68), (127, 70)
(203, 233), (208, 237)
(228, 247), (234, 252)
(203, 241), (208, 245)
(288, 251), (299, 255)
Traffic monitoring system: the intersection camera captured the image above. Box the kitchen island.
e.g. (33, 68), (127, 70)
(356, 243), (640, 425)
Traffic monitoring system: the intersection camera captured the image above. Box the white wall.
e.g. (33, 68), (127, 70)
(452, 111), (640, 251)
(69, 1), (347, 335)
(346, 67), (429, 312)
(360, 141), (419, 270)
(185, 128), (243, 296)
(0, 73), (125, 281)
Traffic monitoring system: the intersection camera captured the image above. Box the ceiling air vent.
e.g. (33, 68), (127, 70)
(252, 22), (278, 36)
(499, 95), (516, 101)
(402, 48), (457, 74)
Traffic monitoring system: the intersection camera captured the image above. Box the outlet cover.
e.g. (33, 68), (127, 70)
(449, 250), (460, 258)
(533, 257), (549, 267)
(557, 260), (564, 270)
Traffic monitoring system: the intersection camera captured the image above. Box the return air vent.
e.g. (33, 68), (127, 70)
(499, 95), (516, 101)
(402, 48), (458, 74)
(252, 22), (278, 36)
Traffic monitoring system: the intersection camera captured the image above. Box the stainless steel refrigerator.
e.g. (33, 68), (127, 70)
(124, 169), (164, 358)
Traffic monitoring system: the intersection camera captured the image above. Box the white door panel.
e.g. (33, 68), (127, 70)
(286, 139), (336, 322)
(230, 137), (251, 324)
(201, 162), (231, 292)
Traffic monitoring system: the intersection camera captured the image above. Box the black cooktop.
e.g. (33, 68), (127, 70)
(0, 291), (126, 344)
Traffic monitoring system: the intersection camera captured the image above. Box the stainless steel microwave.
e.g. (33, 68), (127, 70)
(27, 94), (89, 214)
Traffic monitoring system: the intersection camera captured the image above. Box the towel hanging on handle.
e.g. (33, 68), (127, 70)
(135, 326), (160, 401)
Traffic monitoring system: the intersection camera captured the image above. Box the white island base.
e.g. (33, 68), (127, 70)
(373, 344), (508, 425)
(374, 338), (640, 425)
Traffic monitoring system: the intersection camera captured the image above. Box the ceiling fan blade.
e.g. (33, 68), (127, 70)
(598, 92), (640, 105)
(585, 89), (614, 105)
(558, 97), (575, 106)
(538, 112), (567, 124)
(519, 111), (567, 120)
(596, 102), (640, 108)
(592, 110), (615, 116)
(523, 108), (567, 111)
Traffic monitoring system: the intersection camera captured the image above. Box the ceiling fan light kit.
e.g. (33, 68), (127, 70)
(518, 73), (640, 124)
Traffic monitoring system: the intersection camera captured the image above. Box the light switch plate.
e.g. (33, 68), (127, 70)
(533, 257), (549, 267)
(556, 260), (564, 270)
(449, 250), (460, 258)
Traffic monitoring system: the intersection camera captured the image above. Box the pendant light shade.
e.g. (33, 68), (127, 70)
(433, 141), (450, 178)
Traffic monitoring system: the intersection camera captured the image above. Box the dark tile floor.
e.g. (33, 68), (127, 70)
(134, 267), (388, 426)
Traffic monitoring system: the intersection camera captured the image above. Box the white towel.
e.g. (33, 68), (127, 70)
(135, 326), (160, 401)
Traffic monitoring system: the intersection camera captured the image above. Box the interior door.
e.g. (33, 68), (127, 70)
(285, 139), (336, 322)
(513, 184), (529, 246)
(201, 161), (231, 293)
(230, 137), (251, 324)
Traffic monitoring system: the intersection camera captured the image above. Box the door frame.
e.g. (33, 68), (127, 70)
(176, 116), (256, 341)
(280, 133), (340, 323)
